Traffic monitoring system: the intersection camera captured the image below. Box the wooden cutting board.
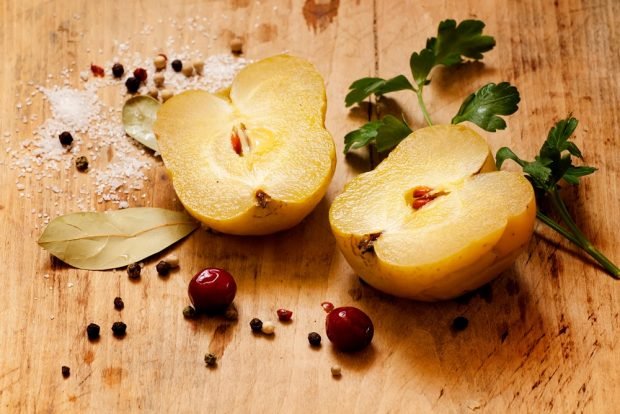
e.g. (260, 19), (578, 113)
(1, 0), (618, 412)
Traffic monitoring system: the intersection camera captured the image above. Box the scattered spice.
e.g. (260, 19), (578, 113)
(277, 309), (293, 322)
(230, 37), (243, 55)
(193, 60), (204, 75)
(183, 305), (196, 319)
(112, 63), (124, 78)
(114, 296), (124, 310)
(125, 76), (140, 94)
(111, 321), (127, 337)
(261, 320), (275, 335)
(331, 365), (342, 377)
(127, 263), (141, 279)
(160, 89), (173, 102)
(90, 64), (105, 78)
(321, 301), (334, 313)
(204, 353), (217, 367)
(86, 323), (100, 341)
(182, 65), (194, 77)
(154, 54), (167, 71)
(75, 156), (89, 172)
(249, 318), (263, 333)
(61, 366), (71, 378)
(133, 67), (148, 83)
(156, 260), (171, 276)
(224, 303), (239, 321)
(153, 72), (165, 87)
(451, 316), (469, 332)
(308, 332), (321, 347)
(171, 59), (183, 72)
(147, 88), (158, 99)
(58, 131), (73, 146)
(164, 254), (179, 268)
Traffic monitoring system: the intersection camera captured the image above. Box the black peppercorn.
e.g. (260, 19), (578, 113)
(59, 131), (73, 146)
(112, 63), (124, 78)
(114, 297), (124, 310)
(451, 316), (469, 332)
(127, 263), (141, 279)
(125, 76), (140, 93)
(183, 305), (196, 319)
(112, 321), (127, 337)
(156, 260), (171, 276)
(86, 323), (100, 341)
(249, 318), (263, 333)
(204, 353), (217, 367)
(61, 366), (70, 378)
(75, 156), (89, 172)
(308, 332), (322, 347)
(171, 59), (183, 72)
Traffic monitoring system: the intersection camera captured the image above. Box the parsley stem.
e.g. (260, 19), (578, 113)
(547, 189), (620, 279)
(536, 211), (581, 246)
(416, 88), (433, 126)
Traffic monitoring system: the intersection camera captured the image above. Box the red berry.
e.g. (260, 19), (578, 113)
(188, 268), (237, 313)
(321, 301), (334, 313)
(325, 306), (374, 352)
(133, 67), (148, 82)
(277, 309), (293, 322)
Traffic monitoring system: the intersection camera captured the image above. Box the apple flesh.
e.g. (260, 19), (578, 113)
(329, 125), (536, 301)
(154, 55), (336, 235)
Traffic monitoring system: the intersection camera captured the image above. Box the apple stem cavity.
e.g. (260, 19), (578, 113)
(255, 190), (271, 208)
(358, 232), (382, 255)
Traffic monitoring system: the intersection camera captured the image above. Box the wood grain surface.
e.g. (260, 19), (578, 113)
(1, 0), (619, 412)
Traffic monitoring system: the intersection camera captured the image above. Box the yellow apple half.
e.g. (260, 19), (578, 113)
(154, 55), (336, 235)
(329, 124), (536, 301)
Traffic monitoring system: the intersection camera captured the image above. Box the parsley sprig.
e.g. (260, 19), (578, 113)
(344, 19), (520, 153)
(497, 116), (619, 278)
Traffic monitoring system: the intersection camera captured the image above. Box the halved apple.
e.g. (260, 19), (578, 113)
(154, 55), (336, 235)
(329, 124), (535, 301)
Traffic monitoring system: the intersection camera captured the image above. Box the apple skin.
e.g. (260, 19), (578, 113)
(329, 125), (536, 301)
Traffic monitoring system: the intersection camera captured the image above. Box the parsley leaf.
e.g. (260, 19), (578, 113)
(345, 75), (414, 107)
(429, 19), (496, 66)
(451, 82), (520, 132)
(343, 115), (412, 153)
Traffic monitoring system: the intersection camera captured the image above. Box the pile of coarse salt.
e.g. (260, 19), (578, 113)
(7, 33), (248, 229)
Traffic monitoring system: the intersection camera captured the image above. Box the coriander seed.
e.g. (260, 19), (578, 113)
(331, 365), (342, 377)
(181, 65), (194, 77)
(230, 37), (243, 55)
(154, 54), (167, 71)
(171, 59), (182, 72)
(156, 260), (171, 276)
(261, 320), (275, 335)
(61, 366), (71, 378)
(75, 156), (89, 172)
(147, 88), (159, 99)
(249, 318), (263, 333)
(204, 353), (217, 367)
(192, 60), (204, 75)
(111, 321), (127, 337)
(183, 305), (196, 319)
(127, 263), (141, 279)
(112, 63), (124, 78)
(86, 323), (100, 341)
(153, 72), (165, 87)
(308, 332), (321, 347)
(164, 254), (179, 268)
(125, 76), (140, 94)
(160, 89), (173, 102)
(114, 297), (124, 310)
(59, 131), (73, 146)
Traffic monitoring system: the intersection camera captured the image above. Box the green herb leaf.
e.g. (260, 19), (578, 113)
(429, 19), (496, 66)
(562, 165), (597, 185)
(540, 116), (580, 160)
(410, 48), (435, 87)
(344, 115), (412, 153)
(345, 75), (415, 107)
(38, 208), (199, 270)
(452, 82), (520, 131)
(122, 95), (161, 152)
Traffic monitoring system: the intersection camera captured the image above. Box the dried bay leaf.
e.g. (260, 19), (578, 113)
(122, 95), (160, 152)
(38, 208), (198, 270)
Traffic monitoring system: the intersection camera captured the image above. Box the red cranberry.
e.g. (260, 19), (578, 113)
(133, 67), (148, 82)
(188, 268), (237, 313)
(277, 309), (293, 322)
(325, 306), (374, 352)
